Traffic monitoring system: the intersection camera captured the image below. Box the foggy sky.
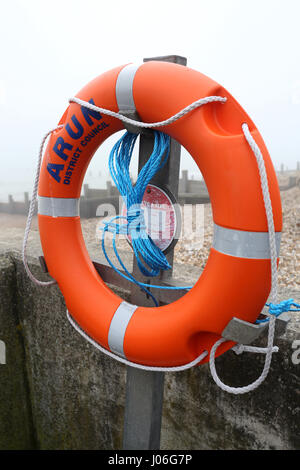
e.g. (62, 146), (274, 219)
(0, 0), (299, 187)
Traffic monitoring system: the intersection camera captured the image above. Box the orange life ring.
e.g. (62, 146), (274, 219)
(38, 62), (282, 367)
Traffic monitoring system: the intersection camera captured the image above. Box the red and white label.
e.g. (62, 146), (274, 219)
(122, 184), (177, 252)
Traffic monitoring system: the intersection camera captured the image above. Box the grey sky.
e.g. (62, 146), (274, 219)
(0, 0), (299, 195)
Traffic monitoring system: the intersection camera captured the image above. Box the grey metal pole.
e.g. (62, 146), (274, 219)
(122, 55), (187, 450)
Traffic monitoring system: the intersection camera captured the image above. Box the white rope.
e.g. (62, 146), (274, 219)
(232, 343), (279, 355)
(22, 125), (63, 286)
(66, 311), (207, 372)
(208, 123), (279, 394)
(24, 97), (280, 389)
(242, 124), (278, 304)
(69, 96), (227, 129)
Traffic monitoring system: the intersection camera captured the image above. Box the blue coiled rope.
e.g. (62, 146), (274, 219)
(109, 131), (171, 277)
(101, 130), (192, 306)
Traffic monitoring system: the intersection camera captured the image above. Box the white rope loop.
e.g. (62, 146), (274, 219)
(209, 334), (279, 395)
(24, 94), (280, 386)
(208, 123), (279, 394)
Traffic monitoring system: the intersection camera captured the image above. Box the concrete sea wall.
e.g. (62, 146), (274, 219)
(0, 251), (299, 450)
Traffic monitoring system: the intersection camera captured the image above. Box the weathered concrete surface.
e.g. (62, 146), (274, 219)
(13, 253), (127, 450)
(161, 317), (300, 450)
(0, 253), (36, 449)
(0, 251), (299, 449)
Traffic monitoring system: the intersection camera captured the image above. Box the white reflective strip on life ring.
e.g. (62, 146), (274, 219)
(108, 301), (138, 358)
(38, 196), (80, 217)
(213, 223), (281, 259)
(115, 63), (141, 112)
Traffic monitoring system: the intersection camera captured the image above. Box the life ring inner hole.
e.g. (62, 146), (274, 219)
(79, 131), (211, 307)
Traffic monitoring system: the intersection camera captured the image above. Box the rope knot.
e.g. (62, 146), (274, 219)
(267, 298), (300, 316)
(126, 205), (146, 238)
(102, 218), (127, 236)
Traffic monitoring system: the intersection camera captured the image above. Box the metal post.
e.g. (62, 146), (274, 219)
(122, 55), (187, 450)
